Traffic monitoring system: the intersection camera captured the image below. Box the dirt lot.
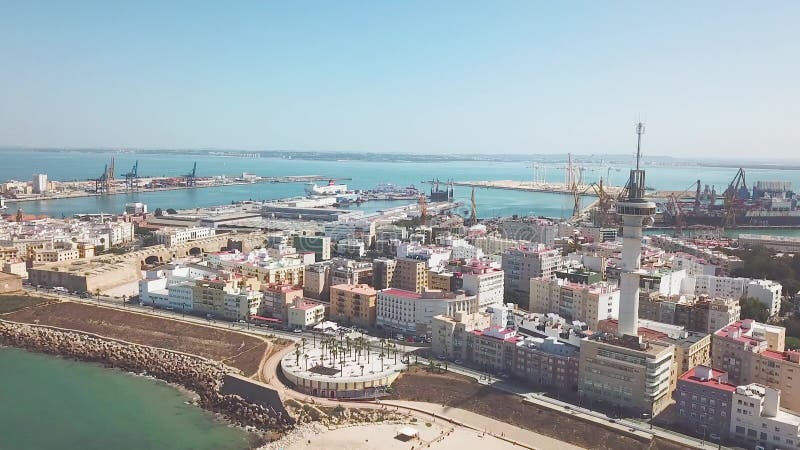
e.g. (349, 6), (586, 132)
(389, 366), (672, 450)
(5, 301), (267, 374)
(0, 294), (56, 314)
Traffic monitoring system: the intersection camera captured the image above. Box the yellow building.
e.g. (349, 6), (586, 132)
(393, 258), (428, 293)
(330, 284), (377, 327)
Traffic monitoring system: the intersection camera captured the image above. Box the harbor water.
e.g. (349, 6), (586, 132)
(3, 150), (800, 235)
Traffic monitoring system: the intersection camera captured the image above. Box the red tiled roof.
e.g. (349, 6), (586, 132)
(381, 288), (423, 299)
(678, 367), (737, 392)
(763, 349), (788, 361)
(599, 319), (669, 341)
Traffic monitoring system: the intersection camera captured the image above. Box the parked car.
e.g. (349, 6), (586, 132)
(292, 328), (303, 334)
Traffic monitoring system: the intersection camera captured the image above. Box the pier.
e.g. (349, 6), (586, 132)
(450, 180), (696, 200)
(3, 175), (351, 204)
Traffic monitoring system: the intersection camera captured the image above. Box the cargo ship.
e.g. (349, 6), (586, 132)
(658, 170), (800, 228)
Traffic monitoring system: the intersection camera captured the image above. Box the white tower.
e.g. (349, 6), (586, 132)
(616, 123), (656, 337)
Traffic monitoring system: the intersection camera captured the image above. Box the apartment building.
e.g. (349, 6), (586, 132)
(674, 365), (736, 441)
(730, 383), (800, 449)
(303, 262), (331, 300)
(293, 235), (331, 261)
(747, 279), (783, 317)
(529, 277), (620, 329)
(372, 258), (397, 290)
(376, 288), (478, 335)
(329, 258), (372, 286)
(460, 260), (505, 309)
(191, 277), (263, 321)
(465, 327), (520, 373)
(287, 299), (326, 329)
(330, 284), (377, 327)
(712, 319), (800, 412)
(260, 283), (304, 322)
(639, 293), (740, 335)
(155, 226), (216, 247)
(207, 249), (306, 286)
(513, 335), (580, 391)
(431, 311), (492, 360)
(502, 244), (563, 303)
(579, 334), (676, 416)
(392, 257), (428, 293)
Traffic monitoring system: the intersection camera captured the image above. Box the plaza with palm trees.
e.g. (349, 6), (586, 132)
(280, 332), (407, 399)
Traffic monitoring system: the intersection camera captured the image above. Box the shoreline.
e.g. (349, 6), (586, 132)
(0, 319), (292, 443)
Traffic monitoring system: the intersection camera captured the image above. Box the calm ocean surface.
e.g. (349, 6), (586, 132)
(5, 150), (800, 224)
(0, 347), (251, 450)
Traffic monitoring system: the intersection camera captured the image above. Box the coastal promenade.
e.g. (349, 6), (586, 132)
(18, 289), (723, 449)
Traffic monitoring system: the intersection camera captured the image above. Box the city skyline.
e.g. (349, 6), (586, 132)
(1, 2), (798, 157)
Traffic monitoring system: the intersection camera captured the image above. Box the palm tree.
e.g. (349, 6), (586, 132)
(301, 337), (307, 353)
(340, 358), (345, 377)
(304, 353), (309, 371)
(295, 348), (301, 366)
(360, 364), (365, 376)
(331, 347), (337, 368)
(393, 343), (398, 364)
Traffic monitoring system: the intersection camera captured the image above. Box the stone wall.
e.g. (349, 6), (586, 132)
(0, 320), (293, 431)
(221, 373), (289, 417)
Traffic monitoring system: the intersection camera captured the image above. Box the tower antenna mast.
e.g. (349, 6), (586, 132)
(635, 122), (645, 171)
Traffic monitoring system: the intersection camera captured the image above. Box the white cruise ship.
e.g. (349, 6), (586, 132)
(304, 180), (348, 196)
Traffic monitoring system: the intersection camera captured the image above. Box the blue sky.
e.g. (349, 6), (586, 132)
(0, 1), (798, 159)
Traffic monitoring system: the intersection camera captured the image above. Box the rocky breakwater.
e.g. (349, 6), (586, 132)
(0, 320), (292, 433)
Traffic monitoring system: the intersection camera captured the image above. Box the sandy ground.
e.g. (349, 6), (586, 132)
(284, 422), (522, 450)
(101, 279), (140, 298)
(385, 400), (582, 450)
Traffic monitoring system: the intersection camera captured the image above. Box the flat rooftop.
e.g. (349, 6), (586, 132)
(678, 366), (737, 393)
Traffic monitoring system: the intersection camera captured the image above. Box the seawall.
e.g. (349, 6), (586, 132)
(0, 319), (293, 432)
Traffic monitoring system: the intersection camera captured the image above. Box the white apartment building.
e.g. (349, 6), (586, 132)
(396, 242), (452, 269)
(436, 236), (484, 260)
(671, 253), (719, 277)
(32, 174), (48, 194)
(471, 235), (523, 256)
(288, 299), (326, 329)
(529, 277), (620, 329)
(692, 275), (748, 299)
(460, 260), (505, 309)
(747, 279), (783, 316)
(376, 288), (478, 335)
(324, 220), (376, 246)
(154, 226), (216, 247)
(730, 383), (800, 449)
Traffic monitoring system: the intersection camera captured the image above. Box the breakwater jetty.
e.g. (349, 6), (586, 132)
(0, 320), (292, 433)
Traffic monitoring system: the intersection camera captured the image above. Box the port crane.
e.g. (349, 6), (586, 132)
(663, 180), (701, 236)
(467, 187), (478, 226)
(589, 178), (615, 227)
(722, 168), (748, 228)
(123, 160), (139, 191)
(94, 158), (115, 194)
(417, 194), (428, 225)
(184, 162), (197, 187)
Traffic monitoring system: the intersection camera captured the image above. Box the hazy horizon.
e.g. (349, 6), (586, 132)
(1, 2), (798, 158)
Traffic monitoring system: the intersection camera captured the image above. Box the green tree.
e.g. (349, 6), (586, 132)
(740, 297), (770, 322)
